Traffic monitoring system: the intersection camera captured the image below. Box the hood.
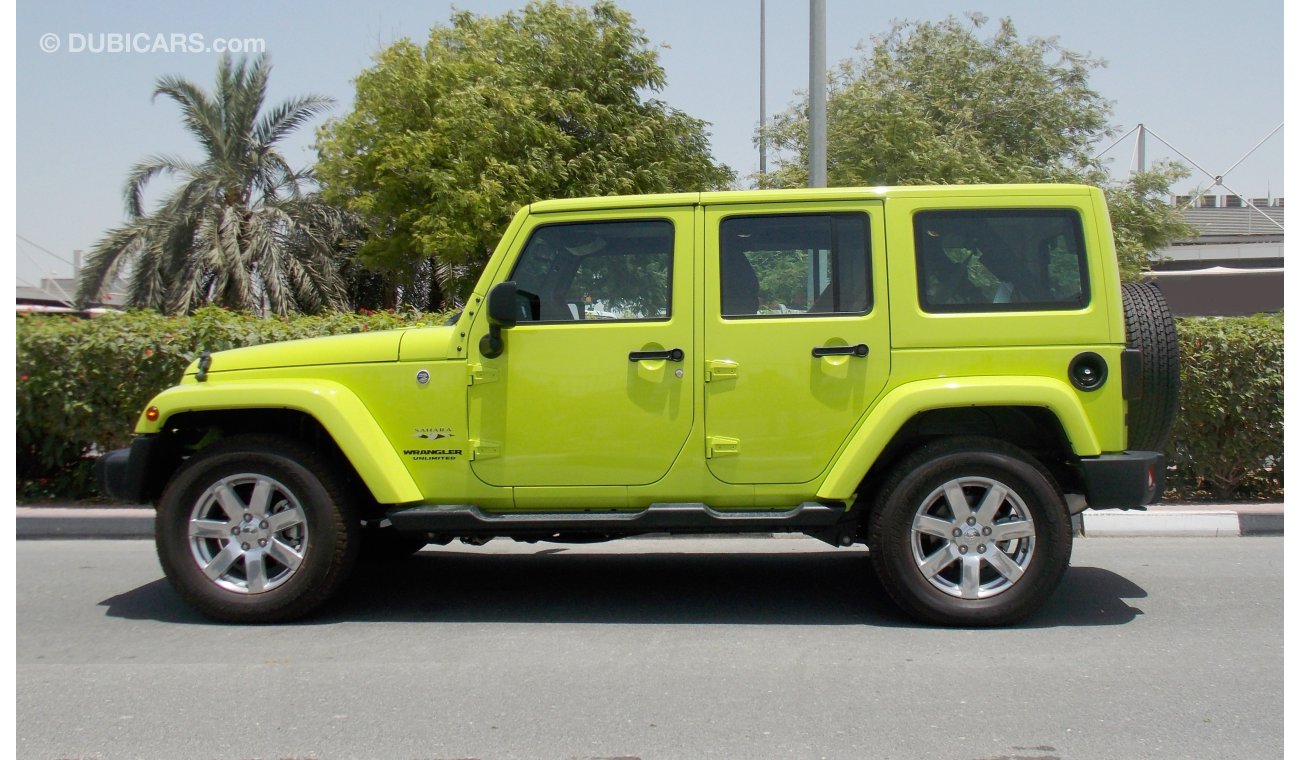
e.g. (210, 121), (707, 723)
(186, 330), (407, 375)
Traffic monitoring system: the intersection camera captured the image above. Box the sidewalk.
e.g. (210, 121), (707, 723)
(14, 502), (1284, 540)
(1080, 501), (1283, 537)
(16, 505), (156, 539)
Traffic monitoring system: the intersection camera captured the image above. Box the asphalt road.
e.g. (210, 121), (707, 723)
(17, 536), (1282, 760)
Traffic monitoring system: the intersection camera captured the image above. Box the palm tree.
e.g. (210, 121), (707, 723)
(77, 54), (352, 315)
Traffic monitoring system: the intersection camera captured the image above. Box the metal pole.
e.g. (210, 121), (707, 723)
(1136, 123), (1146, 173)
(759, 0), (767, 181)
(808, 0), (827, 188)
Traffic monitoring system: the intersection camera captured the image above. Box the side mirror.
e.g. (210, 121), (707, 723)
(486, 281), (520, 328)
(480, 282), (538, 358)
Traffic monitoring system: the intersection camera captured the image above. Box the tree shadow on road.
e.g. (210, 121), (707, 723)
(99, 546), (1146, 628)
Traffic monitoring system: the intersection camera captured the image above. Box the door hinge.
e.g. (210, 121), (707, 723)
(705, 359), (739, 382)
(467, 363), (499, 386)
(469, 439), (500, 460)
(706, 436), (740, 458)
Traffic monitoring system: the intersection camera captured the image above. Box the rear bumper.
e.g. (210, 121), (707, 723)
(94, 437), (155, 503)
(1079, 451), (1166, 509)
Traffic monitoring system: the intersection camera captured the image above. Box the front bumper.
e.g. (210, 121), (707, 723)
(94, 437), (156, 503)
(1079, 451), (1166, 509)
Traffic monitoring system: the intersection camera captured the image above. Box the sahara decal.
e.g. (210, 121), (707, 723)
(405, 427), (461, 461)
(413, 427), (455, 440)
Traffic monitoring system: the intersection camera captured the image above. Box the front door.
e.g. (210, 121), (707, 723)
(703, 202), (890, 485)
(467, 209), (694, 492)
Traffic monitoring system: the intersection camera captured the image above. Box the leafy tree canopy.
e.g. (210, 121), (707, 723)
(1106, 162), (1197, 281)
(762, 13), (1194, 280)
(315, 0), (735, 308)
(77, 54), (352, 315)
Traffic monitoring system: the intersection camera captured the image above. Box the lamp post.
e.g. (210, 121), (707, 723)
(808, 0), (827, 188)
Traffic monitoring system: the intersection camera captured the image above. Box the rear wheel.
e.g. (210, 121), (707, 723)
(868, 438), (1072, 627)
(156, 435), (360, 623)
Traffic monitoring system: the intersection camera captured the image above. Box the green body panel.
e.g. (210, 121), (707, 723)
(397, 324), (456, 362)
(190, 331), (406, 373)
(136, 184), (1134, 511)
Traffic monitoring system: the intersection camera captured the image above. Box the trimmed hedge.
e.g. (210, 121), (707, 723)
(15, 309), (1283, 502)
(17, 307), (448, 500)
(1165, 314), (1283, 501)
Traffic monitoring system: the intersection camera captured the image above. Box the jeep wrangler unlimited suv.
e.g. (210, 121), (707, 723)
(97, 185), (1178, 627)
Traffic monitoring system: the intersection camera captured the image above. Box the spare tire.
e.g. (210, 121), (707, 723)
(1122, 281), (1180, 452)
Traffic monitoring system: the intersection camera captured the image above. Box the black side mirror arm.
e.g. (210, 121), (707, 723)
(480, 281), (520, 359)
(480, 326), (505, 359)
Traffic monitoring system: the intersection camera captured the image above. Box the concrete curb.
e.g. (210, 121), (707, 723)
(14, 503), (1283, 540)
(1081, 506), (1283, 537)
(16, 507), (155, 540)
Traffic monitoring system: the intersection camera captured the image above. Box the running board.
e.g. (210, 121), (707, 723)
(386, 501), (847, 536)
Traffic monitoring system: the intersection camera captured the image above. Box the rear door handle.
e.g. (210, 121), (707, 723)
(812, 344), (869, 358)
(630, 348), (685, 362)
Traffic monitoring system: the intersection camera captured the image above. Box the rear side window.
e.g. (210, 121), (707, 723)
(914, 209), (1089, 313)
(719, 213), (871, 318)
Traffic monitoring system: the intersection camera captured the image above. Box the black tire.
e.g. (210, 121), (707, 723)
(155, 435), (360, 623)
(1122, 281), (1180, 452)
(867, 437), (1073, 627)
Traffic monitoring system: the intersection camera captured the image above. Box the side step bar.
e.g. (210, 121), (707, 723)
(386, 501), (847, 537)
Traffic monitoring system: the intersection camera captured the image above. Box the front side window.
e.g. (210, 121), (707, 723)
(509, 219), (674, 322)
(719, 213), (871, 318)
(914, 209), (1089, 312)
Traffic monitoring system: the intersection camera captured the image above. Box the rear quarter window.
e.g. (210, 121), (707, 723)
(914, 209), (1089, 313)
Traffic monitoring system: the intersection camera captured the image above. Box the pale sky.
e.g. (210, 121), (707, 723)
(14, 0), (1286, 286)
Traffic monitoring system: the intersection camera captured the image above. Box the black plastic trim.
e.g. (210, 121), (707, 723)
(812, 343), (869, 358)
(93, 436), (155, 503)
(1079, 451), (1165, 509)
(629, 348), (685, 362)
(1121, 348), (1143, 400)
(387, 501), (847, 537)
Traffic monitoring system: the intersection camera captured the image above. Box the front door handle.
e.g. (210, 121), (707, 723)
(630, 348), (685, 362)
(812, 343), (869, 358)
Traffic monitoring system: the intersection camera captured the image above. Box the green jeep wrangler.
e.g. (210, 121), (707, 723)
(97, 184), (1178, 627)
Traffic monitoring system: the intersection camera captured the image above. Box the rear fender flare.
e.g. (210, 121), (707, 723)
(816, 376), (1100, 501)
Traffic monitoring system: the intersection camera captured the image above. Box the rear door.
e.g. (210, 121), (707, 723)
(702, 202), (890, 485)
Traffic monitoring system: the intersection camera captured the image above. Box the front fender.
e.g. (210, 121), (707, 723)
(816, 376), (1100, 501)
(136, 380), (422, 505)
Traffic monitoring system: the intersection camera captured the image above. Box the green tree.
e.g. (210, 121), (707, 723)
(77, 54), (352, 315)
(1106, 163), (1197, 281)
(762, 14), (1194, 280)
(315, 0), (735, 309)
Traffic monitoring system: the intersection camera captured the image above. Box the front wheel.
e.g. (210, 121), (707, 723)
(868, 438), (1072, 627)
(155, 435), (360, 623)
